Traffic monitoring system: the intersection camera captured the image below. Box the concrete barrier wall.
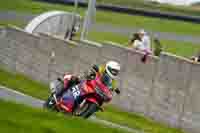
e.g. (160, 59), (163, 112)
(75, 40), (102, 75)
(150, 53), (191, 127)
(5, 27), (49, 82)
(0, 27), (17, 71)
(38, 33), (80, 77)
(122, 49), (158, 115)
(1, 26), (200, 133)
(181, 63), (200, 133)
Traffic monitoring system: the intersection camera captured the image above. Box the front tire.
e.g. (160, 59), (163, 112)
(78, 102), (99, 119)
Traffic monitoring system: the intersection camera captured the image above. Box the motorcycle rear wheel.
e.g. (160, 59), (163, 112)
(43, 95), (57, 111)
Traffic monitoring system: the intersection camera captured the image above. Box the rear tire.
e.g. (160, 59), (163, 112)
(79, 102), (99, 119)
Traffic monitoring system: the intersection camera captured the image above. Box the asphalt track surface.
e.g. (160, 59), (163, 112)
(0, 11), (200, 44)
(0, 85), (142, 133)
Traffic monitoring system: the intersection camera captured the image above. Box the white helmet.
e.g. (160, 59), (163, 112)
(138, 29), (146, 35)
(105, 61), (121, 79)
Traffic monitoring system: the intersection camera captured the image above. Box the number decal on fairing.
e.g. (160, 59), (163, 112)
(72, 85), (81, 99)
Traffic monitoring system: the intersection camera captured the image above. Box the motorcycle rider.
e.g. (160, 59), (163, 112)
(56, 74), (80, 98)
(55, 61), (121, 112)
(57, 60), (121, 97)
(90, 60), (121, 95)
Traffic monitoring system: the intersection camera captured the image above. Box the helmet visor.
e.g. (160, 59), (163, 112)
(107, 66), (119, 76)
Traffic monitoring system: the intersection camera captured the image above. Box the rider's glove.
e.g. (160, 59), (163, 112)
(84, 65), (98, 80)
(115, 88), (121, 95)
(57, 77), (64, 84)
(92, 64), (99, 72)
(86, 69), (96, 80)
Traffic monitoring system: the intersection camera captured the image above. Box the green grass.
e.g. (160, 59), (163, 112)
(0, 0), (76, 14)
(0, 20), (26, 28)
(161, 40), (200, 57)
(88, 31), (129, 45)
(97, 0), (200, 17)
(96, 106), (185, 133)
(0, 99), (129, 133)
(95, 11), (200, 36)
(0, 68), (48, 99)
(88, 31), (200, 58)
(0, 0), (200, 36)
(0, 67), (185, 133)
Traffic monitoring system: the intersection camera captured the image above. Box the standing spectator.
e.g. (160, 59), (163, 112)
(137, 29), (152, 63)
(128, 33), (142, 49)
(138, 29), (151, 53)
(128, 30), (152, 63)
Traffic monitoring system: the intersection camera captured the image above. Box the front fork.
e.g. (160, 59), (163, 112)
(52, 93), (58, 104)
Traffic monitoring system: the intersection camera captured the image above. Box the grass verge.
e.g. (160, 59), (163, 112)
(161, 39), (200, 58)
(0, 67), (48, 99)
(95, 11), (200, 36)
(0, 67), (185, 133)
(0, 20), (26, 28)
(0, 99), (129, 133)
(0, 0), (200, 36)
(96, 106), (185, 133)
(87, 31), (129, 45)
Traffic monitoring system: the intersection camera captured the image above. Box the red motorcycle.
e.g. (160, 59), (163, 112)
(44, 72), (113, 118)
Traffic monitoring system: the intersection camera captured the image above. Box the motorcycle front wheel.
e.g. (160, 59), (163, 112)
(78, 101), (99, 119)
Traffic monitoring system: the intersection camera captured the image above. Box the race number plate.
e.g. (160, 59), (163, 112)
(71, 85), (81, 99)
